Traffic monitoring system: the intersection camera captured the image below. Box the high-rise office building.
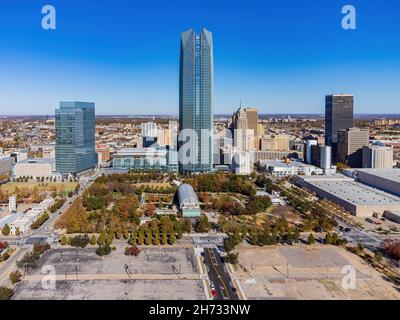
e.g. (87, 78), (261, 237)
(362, 143), (393, 169)
(304, 139), (318, 164)
(337, 127), (369, 168)
(231, 107), (260, 150)
(261, 134), (290, 151)
(167, 120), (178, 150)
(55, 101), (96, 175)
(325, 94), (354, 161)
(179, 28), (213, 173)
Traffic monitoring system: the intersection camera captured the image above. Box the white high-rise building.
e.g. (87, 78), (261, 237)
(362, 143), (393, 169)
(305, 140), (318, 165)
(168, 121), (178, 150)
(231, 149), (252, 175)
(141, 122), (158, 138)
(320, 145), (332, 169)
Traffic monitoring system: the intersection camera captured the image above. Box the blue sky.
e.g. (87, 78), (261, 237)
(0, 0), (399, 115)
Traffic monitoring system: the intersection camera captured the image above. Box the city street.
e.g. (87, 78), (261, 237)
(202, 247), (239, 301)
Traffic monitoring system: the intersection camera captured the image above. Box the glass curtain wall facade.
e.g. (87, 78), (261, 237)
(55, 102), (96, 175)
(325, 94), (354, 162)
(179, 28), (213, 173)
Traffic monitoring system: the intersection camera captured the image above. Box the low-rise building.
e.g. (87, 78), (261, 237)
(259, 160), (321, 177)
(177, 184), (201, 218)
(14, 158), (55, 178)
(298, 175), (400, 217)
(355, 169), (400, 197)
(111, 147), (178, 172)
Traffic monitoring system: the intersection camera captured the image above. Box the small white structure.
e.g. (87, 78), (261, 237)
(8, 196), (17, 213)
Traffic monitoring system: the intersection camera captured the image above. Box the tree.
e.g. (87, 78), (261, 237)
(15, 227), (20, 236)
(161, 232), (168, 245)
(195, 215), (211, 233)
(307, 233), (315, 245)
(60, 235), (68, 246)
(145, 228), (152, 245)
(153, 229), (160, 245)
(225, 253), (239, 265)
(97, 231), (106, 246)
(2, 224), (10, 236)
(9, 270), (22, 284)
(96, 244), (111, 256)
(324, 233), (332, 245)
(183, 219), (192, 233)
(0, 287), (13, 300)
(169, 231), (176, 245)
(90, 235), (97, 246)
(70, 235), (90, 248)
(137, 228), (145, 245)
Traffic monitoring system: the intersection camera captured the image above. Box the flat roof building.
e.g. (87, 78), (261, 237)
(299, 175), (400, 217)
(14, 158), (55, 178)
(111, 147), (178, 172)
(259, 160), (321, 177)
(355, 169), (400, 197)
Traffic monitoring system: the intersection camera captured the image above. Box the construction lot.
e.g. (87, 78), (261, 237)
(232, 245), (400, 300)
(12, 246), (206, 300)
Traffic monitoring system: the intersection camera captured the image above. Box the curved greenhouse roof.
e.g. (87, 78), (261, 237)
(177, 184), (200, 210)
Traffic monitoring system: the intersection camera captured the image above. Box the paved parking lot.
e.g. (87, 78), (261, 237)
(12, 246), (206, 300)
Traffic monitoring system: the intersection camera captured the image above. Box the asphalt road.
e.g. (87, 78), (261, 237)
(203, 247), (239, 301)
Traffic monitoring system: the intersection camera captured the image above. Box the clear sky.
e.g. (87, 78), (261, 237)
(0, 0), (399, 115)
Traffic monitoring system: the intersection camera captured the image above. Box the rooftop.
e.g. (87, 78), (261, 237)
(16, 158), (55, 165)
(303, 176), (400, 206)
(260, 160), (314, 168)
(355, 169), (400, 184)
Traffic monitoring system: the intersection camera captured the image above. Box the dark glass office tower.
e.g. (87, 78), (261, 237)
(325, 94), (354, 161)
(179, 28), (213, 173)
(55, 102), (96, 175)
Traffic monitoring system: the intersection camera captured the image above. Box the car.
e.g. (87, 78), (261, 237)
(209, 281), (217, 298)
(221, 287), (229, 300)
(344, 227), (351, 232)
(229, 281), (237, 293)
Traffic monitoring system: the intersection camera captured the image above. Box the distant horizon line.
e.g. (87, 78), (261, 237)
(1, 113), (400, 118)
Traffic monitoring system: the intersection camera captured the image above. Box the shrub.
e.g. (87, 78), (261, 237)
(96, 244), (111, 256)
(125, 245), (141, 256)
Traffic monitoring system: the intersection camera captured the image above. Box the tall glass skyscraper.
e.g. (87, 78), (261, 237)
(179, 28), (213, 173)
(55, 101), (96, 175)
(325, 94), (354, 161)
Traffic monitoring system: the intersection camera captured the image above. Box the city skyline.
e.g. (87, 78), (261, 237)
(1, 0), (400, 115)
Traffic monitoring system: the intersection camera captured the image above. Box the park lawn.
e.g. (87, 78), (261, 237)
(0, 181), (78, 194)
